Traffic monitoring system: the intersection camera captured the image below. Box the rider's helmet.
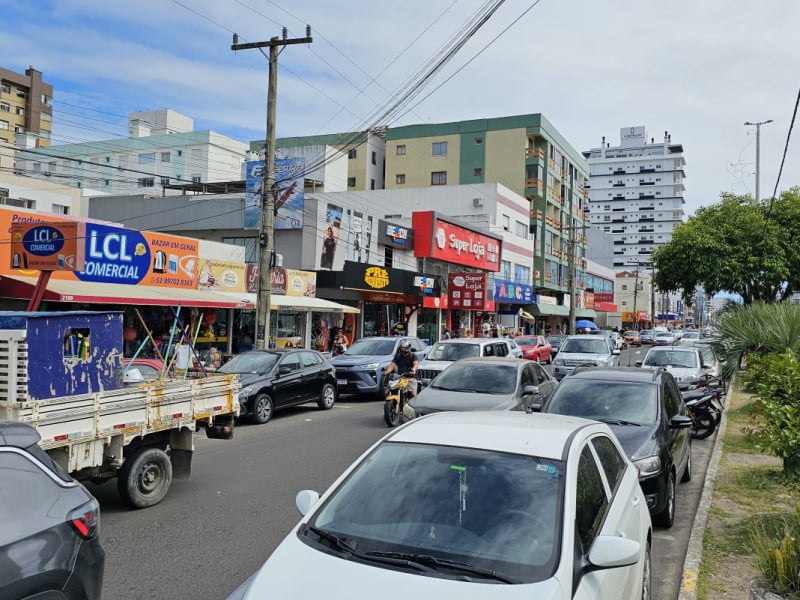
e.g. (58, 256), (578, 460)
(398, 340), (411, 356)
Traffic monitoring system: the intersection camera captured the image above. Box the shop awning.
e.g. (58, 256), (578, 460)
(1, 275), (255, 309)
(532, 303), (570, 317)
(269, 294), (360, 314)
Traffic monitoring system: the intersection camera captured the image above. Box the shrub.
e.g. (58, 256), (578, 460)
(745, 350), (800, 477)
(750, 506), (800, 598)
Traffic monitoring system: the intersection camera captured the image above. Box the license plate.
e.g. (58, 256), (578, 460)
(337, 379), (347, 386)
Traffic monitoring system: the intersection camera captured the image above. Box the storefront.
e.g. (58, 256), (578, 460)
(493, 278), (534, 335)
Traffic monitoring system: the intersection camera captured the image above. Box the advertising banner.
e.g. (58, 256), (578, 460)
(493, 278), (533, 304)
(246, 263), (260, 294)
(378, 219), (414, 250)
(594, 292), (615, 303)
(412, 211), (501, 271)
(244, 157), (305, 231)
(197, 259), (247, 293)
(285, 268), (317, 297)
(320, 203), (344, 270)
(448, 272), (489, 310)
(11, 221), (86, 272)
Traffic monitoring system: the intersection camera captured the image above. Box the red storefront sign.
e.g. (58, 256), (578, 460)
(448, 272), (489, 310)
(412, 211), (501, 271)
(594, 292), (615, 303)
(422, 295), (448, 309)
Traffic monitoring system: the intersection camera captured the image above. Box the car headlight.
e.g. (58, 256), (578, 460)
(634, 456), (662, 478)
(240, 385), (258, 397)
(553, 358), (565, 366)
(363, 362), (382, 369)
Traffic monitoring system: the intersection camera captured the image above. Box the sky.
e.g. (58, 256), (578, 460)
(1, 0), (798, 216)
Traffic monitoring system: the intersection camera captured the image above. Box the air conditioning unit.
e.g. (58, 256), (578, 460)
(472, 197), (483, 207)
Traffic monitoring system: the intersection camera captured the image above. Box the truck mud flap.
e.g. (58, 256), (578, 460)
(170, 448), (192, 480)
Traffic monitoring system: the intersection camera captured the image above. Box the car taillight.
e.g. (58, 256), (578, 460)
(69, 498), (100, 540)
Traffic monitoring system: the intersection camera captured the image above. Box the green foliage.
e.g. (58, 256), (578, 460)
(750, 506), (800, 598)
(653, 189), (800, 304)
(744, 350), (800, 477)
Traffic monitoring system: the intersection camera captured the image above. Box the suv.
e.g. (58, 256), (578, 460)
(636, 346), (713, 384)
(0, 422), (105, 599)
(331, 336), (429, 396)
(540, 367), (692, 528)
(416, 337), (516, 381)
(551, 335), (620, 380)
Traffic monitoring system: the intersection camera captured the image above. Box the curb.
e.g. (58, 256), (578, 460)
(677, 379), (734, 600)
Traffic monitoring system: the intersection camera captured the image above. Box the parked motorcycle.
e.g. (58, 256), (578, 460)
(383, 372), (416, 427)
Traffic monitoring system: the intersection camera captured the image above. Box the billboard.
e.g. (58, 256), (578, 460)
(412, 211), (501, 271)
(448, 272), (490, 310)
(244, 158), (305, 230)
(10, 221), (85, 272)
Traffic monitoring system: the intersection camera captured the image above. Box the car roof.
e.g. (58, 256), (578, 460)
(446, 356), (530, 365)
(565, 366), (663, 384)
(647, 346), (698, 353)
(387, 411), (605, 460)
(432, 338), (507, 346)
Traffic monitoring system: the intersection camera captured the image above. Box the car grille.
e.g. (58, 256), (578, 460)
(417, 369), (442, 381)
(563, 358), (597, 367)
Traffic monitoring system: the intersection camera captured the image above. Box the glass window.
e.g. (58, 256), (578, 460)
(301, 351), (322, 367)
(395, 174), (406, 184)
(161, 152), (171, 162)
(0, 120), (8, 130)
(575, 445), (609, 553)
(432, 141), (448, 156)
(0, 102), (9, 112)
(138, 152), (156, 164)
(515, 221), (528, 238)
(396, 145), (406, 155)
(431, 171), (447, 185)
(348, 148), (357, 159)
(473, 168), (482, 177)
(137, 177), (155, 188)
(500, 260), (511, 281)
(347, 177), (356, 187)
(280, 352), (301, 372)
(591, 436), (627, 492)
(371, 151), (376, 165)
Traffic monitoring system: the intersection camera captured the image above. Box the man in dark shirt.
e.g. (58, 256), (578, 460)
(383, 340), (419, 398)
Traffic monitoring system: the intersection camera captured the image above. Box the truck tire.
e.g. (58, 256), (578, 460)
(118, 447), (173, 509)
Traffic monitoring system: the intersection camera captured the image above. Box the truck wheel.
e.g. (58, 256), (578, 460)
(318, 383), (336, 410)
(118, 447), (173, 509)
(251, 393), (273, 424)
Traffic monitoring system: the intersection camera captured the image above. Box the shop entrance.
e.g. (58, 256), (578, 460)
(363, 302), (404, 337)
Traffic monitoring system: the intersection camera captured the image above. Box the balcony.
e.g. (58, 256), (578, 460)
(612, 229), (625, 233)
(639, 217), (655, 222)
(613, 240), (625, 245)
(612, 207), (625, 212)
(544, 272), (552, 283)
(613, 169), (625, 175)
(639, 228), (654, 233)
(545, 215), (560, 229)
(561, 169), (569, 179)
(613, 182), (625, 187)
(530, 208), (544, 221)
(639, 167), (655, 173)
(525, 177), (543, 190)
(525, 147), (545, 160)
(640, 205), (654, 210)
(640, 239), (654, 244)
(612, 218), (626, 223)
(639, 181), (656, 186)
(548, 158), (556, 170)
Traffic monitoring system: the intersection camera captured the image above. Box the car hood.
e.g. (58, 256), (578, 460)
(237, 372), (272, 388)
(331, 354), (391, 367)
(417, 359), (454, 371)
(240, 528), (563, 598)
(605, 423), (659, 460)
(411, 388), (518, 412)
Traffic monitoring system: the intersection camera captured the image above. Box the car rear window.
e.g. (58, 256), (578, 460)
(560, 338), (608, 354)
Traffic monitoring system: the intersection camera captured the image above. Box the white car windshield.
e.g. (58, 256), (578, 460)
(305, 441), (563, 583)
(426, 342), (480, 361)
(644, 350), (698, 369)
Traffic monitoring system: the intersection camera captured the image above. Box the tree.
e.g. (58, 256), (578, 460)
(652, 191), (800, 304)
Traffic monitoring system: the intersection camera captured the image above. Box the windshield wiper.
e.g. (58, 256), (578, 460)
(363, 551), (514, 583)
(598, 418), (642, 426)
(305, 526), (359, 554)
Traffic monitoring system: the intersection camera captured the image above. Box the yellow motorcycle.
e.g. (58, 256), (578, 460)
(383, 372), (416, 427)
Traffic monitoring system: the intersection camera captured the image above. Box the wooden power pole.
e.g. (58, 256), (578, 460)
(232, 28), (312, 349)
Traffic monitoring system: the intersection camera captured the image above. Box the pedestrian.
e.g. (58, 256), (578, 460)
(441, 327), (451, 340)
(332, 328), (348, 356)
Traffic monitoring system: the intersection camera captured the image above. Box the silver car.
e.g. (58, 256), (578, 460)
(551, 335), (621, 380)
(416, 338), (517, 382)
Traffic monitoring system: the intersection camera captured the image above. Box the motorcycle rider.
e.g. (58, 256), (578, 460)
(383, 340), (419, 399)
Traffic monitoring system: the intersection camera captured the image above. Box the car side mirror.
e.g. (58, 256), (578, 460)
(523, 384), (540, 397)
(279, 365), (292, 375)
(670, 414), (693, 429)
(635, 361), (643, 367)
(296, 489), (320, 516)
(612, 349), (621, 355)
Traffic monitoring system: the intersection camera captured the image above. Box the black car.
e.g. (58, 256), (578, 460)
(0, 421), (105, 599)
(218, 349), (337, 424)
(540, 367), (692, 528)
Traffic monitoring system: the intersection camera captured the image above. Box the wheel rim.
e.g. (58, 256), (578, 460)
(138, 460), (164, 495)
(322, 385), (335, 407)
(257, 397), (272, 421)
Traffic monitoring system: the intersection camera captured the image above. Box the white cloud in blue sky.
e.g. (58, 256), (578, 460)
(1, 0), (798, 214)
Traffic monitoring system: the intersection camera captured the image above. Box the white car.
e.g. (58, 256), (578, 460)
(228, 412), (652, 600)
(416, 338), (520, 381)
(636, 346), (712, 383)
(552, 335), (620, 380)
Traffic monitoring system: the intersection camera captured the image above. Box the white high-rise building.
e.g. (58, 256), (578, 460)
(582, 127), (686, 269)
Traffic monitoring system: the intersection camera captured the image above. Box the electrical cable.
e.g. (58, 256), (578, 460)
(769, 86), (800, 210)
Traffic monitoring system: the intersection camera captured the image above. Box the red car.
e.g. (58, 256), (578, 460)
(514, 335), (552, 364)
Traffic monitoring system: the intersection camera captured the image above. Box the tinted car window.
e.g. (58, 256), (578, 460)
(432, 363), (518, 394)
(591, 436), (627, 493)
(219, 352), (278, 374)
(575, 445), (609, 553)
(426, 342), (480, 361)
(280, 353), (301, 372)
(545, 380), (658, 425)
(663, 377), (682, 418)
(301, 351), (322, 367)
(494, 343), (508, 357)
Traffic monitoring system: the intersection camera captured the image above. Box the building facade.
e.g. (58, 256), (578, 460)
(582, 126), (686, 269)
(15, 109), (248, 196)
(0, 66), (53, 148)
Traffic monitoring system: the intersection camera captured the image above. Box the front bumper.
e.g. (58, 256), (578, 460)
(334, 366), (383, 395)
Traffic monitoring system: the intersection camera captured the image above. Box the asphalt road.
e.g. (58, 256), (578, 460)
(92, 344), (715, 600)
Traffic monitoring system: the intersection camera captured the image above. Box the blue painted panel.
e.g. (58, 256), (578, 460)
(0, 312), (124, 400)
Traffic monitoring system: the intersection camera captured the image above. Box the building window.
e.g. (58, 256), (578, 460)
(347, 177), (356, 187)
(371, 151), (376, 165)
(15, 88), (25, 98)
(396, 145), (406, 155)
(51, 204), (69, 215)
(192, 174), (201, 183)
(0, 102), (9, 112)
(0, 120), (8, 130)
(473, 167), (482, 177)
(161, 152), (171, 162)
(384, 245), (394, 268)
(370, 179), (376, 190)
(347, 148), (357, 159)
(621, 284), (628, 290)
(396, 174), (406, 184)
(0, 84), (10, 94)
(14, 125), (24, 133)
(138, 153), (155, 164)
(515, 220), (528, 238)
(177, 150), (183, 157)
(42, 95), (52, 106)
(514, 264), (530, 283)
(431, 171), (447, 185)
(432, 141), (448, 156)
(501, 215), (510, 231)
(137, 177), (155, 188)
(32, 162), (41, 172)
(223, 237), (259, 263)
(104, 180), (110, 186)
(500, 260), (511, 280)
(160, 177), (170, 185)
(474, 137), (483, 145)
(15, 107), (24, 116)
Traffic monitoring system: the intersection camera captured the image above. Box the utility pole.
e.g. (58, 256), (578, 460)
(744, 119), (773, 202)
(232, 27), (312, 350)
(631, 263), (641, 331)
(565, 224), (588, 334)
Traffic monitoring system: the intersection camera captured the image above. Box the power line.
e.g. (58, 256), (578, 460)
(770, 86), (800, 209)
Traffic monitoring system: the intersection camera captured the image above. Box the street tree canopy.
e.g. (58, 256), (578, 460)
(652, 189), (800, 304)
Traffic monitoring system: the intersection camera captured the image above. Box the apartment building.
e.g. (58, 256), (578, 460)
(0, 66), (53, 148)
(582, 126), (686, 269)
(383, 114), (591, 301)
(15, 109), (248, 196)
